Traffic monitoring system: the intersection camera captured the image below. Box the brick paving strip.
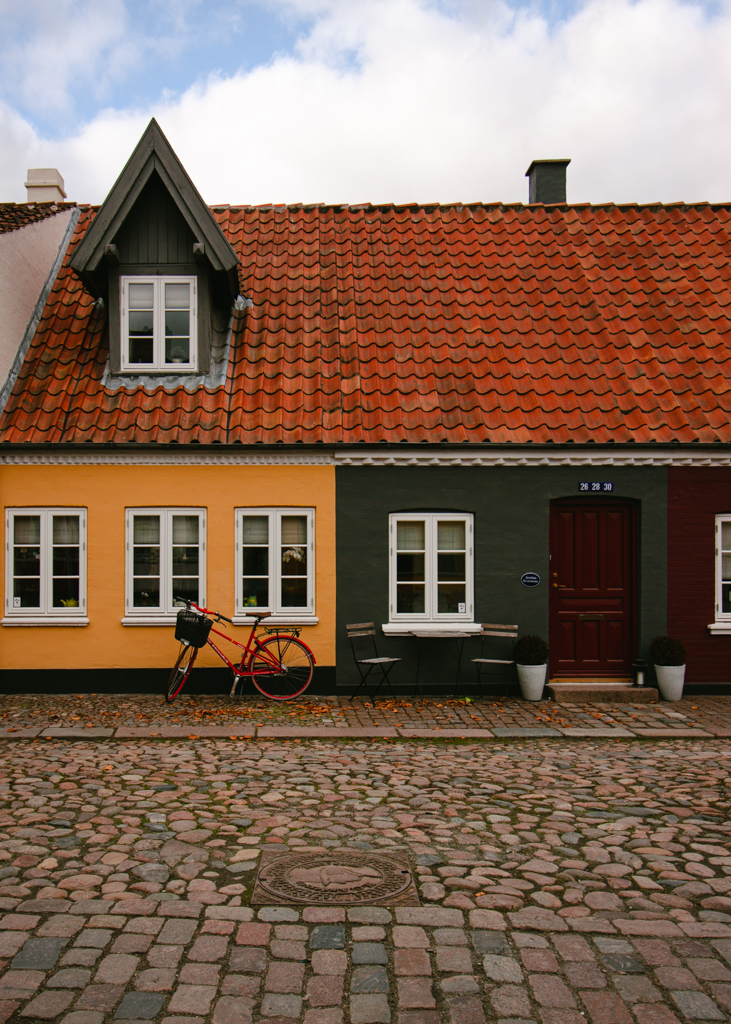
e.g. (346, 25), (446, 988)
(0, 699), (727, 1022)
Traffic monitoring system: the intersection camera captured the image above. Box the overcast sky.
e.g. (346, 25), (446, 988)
(1, 0), (729, 206)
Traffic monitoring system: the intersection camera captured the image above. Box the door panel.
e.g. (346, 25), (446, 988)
(549, 500), (635, 677)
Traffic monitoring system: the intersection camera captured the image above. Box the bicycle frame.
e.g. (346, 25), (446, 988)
(186, 601), (314, 696)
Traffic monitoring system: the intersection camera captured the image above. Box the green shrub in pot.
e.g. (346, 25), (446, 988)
(513, 634), (549, 666)
(649, 635), (686, 702)
(513, 634), (548, 701)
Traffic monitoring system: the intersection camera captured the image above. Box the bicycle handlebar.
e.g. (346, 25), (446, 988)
(180, 600), (272, 625)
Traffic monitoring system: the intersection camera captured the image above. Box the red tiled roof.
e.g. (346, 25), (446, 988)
(2, 201), (731, 444)
(0, 202), (76, 234)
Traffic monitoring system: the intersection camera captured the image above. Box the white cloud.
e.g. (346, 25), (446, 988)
(2, 0), (731, 206)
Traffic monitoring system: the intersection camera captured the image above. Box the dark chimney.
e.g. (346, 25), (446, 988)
(525, 159), (570, 203)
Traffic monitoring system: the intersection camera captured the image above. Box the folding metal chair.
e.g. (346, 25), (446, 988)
(471, 623), (518, 696)
(346, 622), (401, 706)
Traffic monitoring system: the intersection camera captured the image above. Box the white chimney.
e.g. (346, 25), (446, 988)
(25, 168), (67, 203)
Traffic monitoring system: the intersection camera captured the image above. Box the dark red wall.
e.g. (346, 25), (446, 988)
(668, 467), (731, 682)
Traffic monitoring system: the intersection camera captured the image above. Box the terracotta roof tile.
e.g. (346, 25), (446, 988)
(3, 202), (731, 444)
(0, 201), (76, 234)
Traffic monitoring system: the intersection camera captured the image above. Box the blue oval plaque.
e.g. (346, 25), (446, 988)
(521, 572), (541, 588)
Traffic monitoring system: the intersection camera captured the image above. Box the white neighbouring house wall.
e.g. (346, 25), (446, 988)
(0, 210), (75, 395)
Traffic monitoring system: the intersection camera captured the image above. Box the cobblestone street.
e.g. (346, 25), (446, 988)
(0, 698), (728, 1024)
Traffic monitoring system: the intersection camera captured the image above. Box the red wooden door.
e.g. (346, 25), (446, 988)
(549, 500), (636, 677)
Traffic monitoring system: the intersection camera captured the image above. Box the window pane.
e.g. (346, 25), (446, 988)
(282, 516), (307, 544)
(281, 577), (307, 607)
(172, 516), (198, 544)
(172, 577), (199, 605)
(129, 283), (154, 309)
(53, 578), (79, 607)
(134, 578), (160, 607)
(437, 553), (465, 582)
(723, 522), (731, 551)
(397, 552), (424, 582)
(14, 515), (40, 545)
(14, 545), (40, 576)
(129, 336), (154, 364)
(14, 578), (40, 607)
(165, 283), (190, 308)
(281, 545), (307, 577)
(129, 310), (154, 336)
(242, 579), (269, 607)
(438, 583), (466, 613)
(723, 553), (731, 581)
(438, 521), (465, 550)
(397, 585), (425, 614)
(173, 547), (199, 576)
(53, 516), (79, 544)
(165, 337), (190, 364)
(134, 516), (160, 544)
(242, 548), (268, 575)
(53, 547), (79, 576)
(724, 583), (731, 615)
(134, 547), (160, 575)
(242, 516), (269, 544)
(397, 521), (425, 550)
(165, 310), (189, 336)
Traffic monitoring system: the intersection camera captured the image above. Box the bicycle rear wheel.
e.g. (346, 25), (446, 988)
(166, 643), (197, 703)
(249, 635), (314, 700)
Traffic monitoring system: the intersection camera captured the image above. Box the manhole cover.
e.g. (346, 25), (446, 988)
(251, 849), (420, 906)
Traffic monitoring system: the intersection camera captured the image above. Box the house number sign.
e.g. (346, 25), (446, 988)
(579, 482), (613, 492)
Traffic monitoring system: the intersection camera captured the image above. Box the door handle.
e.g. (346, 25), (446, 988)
(552, 584), (569, 589)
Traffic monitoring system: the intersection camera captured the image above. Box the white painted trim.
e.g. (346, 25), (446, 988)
(708, 622), (731, 635)
(231, 615), (319, 626)
(235, 508), (315, 618)
(4, 507), (87, 620)
(2, 616), (88, 627)
(382, 622), (482, 635)
(125, 508), (206, 617)
(388, 512), (473, 625)
(122, 616), (178, 626)
(120, 275), (197, 372)
(0, 452), (333, 466)
(4, 448), (731, 468)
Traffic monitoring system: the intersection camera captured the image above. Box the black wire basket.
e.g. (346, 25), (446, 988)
(175, 609), (213, 648)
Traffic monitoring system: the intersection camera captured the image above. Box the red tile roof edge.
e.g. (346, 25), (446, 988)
(0, 201), (79, 234)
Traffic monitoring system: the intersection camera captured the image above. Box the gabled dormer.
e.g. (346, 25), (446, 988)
(71, 119), (239, 375)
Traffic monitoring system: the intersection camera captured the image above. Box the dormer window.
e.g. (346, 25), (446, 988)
(121, 276), (197, 371)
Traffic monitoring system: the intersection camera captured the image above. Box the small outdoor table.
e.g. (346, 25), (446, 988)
(409, 630), (472, 695)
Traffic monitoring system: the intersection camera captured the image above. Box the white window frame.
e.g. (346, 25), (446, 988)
(123, 508), (206, 625)
(383, 512), (478, 635)
(120, 275), (198, 372)
(709, 514), (731, 634)
(3, 508), (88, 626)
(234, 508), (316, 624)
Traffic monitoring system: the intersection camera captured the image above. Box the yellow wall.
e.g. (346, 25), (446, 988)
(0, 463), (335, 670)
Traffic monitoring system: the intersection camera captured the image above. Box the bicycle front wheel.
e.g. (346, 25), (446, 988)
(249, 635), (314, 700)
(165, 643), (197, 703)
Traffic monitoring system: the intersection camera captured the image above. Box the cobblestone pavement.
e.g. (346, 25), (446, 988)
(0, 734), (729, 1023)
(0, 694), (729, 737)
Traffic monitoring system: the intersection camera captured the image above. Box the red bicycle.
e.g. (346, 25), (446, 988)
(166, 601), (315, 703)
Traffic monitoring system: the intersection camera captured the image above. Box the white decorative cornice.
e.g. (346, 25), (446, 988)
(2, 447), (731, 468)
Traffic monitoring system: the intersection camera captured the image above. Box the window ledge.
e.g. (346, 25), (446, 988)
(2, 616), (88, 627)
(382, 622), (481, 636)
(232, 615), (319, 626)
(122, 616), (178, 626)
(708, 621), (731, 635)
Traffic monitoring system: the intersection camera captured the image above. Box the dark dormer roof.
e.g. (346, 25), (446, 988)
(70, 119), (238, 296)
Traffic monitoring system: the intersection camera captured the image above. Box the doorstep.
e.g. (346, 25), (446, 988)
(547, 680), (659, 704)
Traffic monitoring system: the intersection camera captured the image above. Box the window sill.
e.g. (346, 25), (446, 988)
(122, 616), (179, 626)
(232, 615), (319, 626)
(382, 622), (481, 636)
(708, 621), (731, 635)
(2, 616), (89, 627)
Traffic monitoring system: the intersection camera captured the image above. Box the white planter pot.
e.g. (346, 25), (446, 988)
(655, 664), (685, 702)
(517, 663), (547, 701)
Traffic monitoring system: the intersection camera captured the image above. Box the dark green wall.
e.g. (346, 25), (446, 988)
(335, 464), (667, 690)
